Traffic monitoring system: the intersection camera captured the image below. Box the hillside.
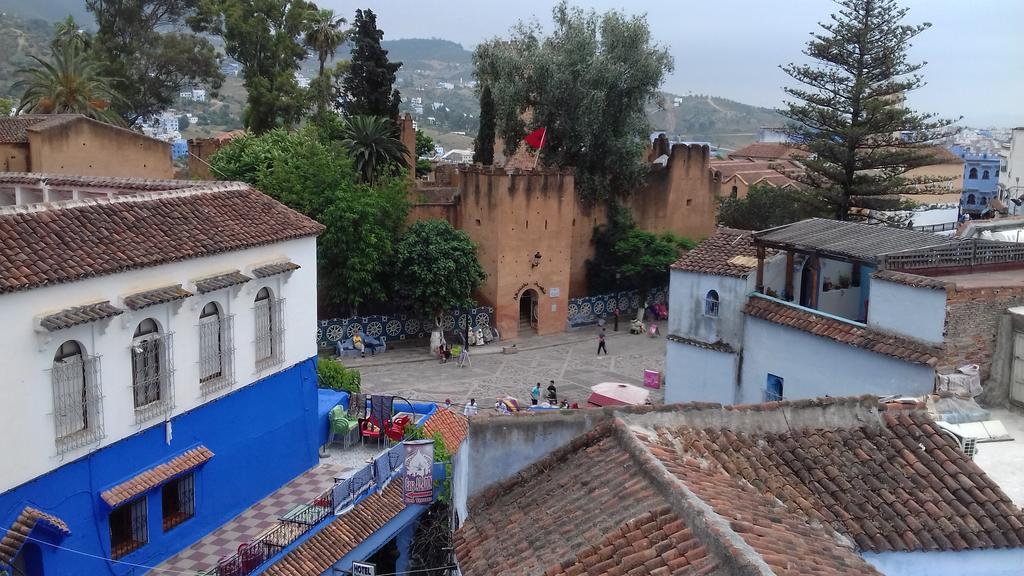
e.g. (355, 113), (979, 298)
(0, 12), (52, 100)
(648, 94), (785, 150)
(0, 0), (89, 25)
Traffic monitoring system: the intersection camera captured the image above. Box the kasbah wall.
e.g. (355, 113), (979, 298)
(28, 118), (172, 179)
(402, 117), (720, 339)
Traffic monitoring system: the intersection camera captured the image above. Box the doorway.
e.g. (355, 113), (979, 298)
(799, 257), (819, 309)
(1012, 332), (1024, 407)
(12, 542), (44, 576)
(519, 289), (538, 334)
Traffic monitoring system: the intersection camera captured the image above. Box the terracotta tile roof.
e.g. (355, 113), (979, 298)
(666, 334), (735, 353)
(0, 179), (324, 294)
(711, 158), (803, 180)
(642, 398), (1024, 553)
(743, 295), (941, 365)
(871, 269), (950, 291)
(194, 271), (252, 294)
(40, 301), (123, 331)
(729, 143), (806, 161)
(0, 507), (70, 565)
(421, 409), (469, 453)
(101, 446), (213, 507)
(123, 285), (193, 310)
(671, 227), (768, 277)
(456, 397), (1024, 576)
(0, 115), (57, 143)
(0, 172), (198, 191)
(252, 261), (301, 278)
(263, 482), (408, 576)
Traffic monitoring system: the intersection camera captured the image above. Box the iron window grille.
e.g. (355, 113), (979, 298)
(109, 497), (148, 559)
(254, 296), (285, 370)
(50, 350), (105, 455)
(199, 311), (235, 395)
(704, 290), (720, 318)
(162, 473), (195, 532)
(132, 331), (175, 424)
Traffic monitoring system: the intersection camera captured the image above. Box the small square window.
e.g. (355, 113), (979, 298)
(110, 498), (147, 559)
(162, 473), (196, 532)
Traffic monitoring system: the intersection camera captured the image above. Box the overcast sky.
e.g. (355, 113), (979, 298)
(321, 0), (1022, 127)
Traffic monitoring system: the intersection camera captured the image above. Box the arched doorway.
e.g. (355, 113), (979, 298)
(799, 256), (819, 309)
(519, 289), (538, 334)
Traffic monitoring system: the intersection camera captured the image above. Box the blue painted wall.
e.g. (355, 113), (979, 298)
(0, 357), (320, 576)
(863, 549), (1024, 576)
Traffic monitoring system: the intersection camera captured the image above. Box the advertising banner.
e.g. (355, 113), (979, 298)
(403, 439), (435, 504)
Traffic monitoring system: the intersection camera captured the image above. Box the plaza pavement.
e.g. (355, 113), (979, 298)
(344, 324), (668, 411)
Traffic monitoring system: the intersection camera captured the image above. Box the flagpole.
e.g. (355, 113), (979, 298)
(532, 128), (546, 171)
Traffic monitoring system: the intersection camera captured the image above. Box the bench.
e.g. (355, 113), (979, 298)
(335, 334), (386, 358)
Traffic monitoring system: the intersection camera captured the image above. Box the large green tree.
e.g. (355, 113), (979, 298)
(341, 8), (401, 118)
(14, 41), (123, 124)
(193, 0), (313, 133)
(474, 2), (672, 203)
(586, 207), (694, 295)
(393, 220), (486, 317)
(304, 8), (348, 114)
(339, 115), (410, 185)
(209, 127), (410, 315)
(717, 184), (830, 231)
(780, 0), (955, 220)
(86, 0), (223, 125)
(472, 84), (495, 165)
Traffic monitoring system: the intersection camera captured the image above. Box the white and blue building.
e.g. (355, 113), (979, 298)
(956, 148), (1002, 217)
(0, 173), (324, 575)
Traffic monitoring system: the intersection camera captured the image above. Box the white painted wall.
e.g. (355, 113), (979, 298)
(665, 341), (738, 405)
(1000, 127), (1024, 196)
(0, 236), (318, 492)
(817, 258), (861, 320)
(867, 279), (947, 345)
(864, 549), (1024, 576)
(667, 270), (748, 349)
(738, 316), (935, 403)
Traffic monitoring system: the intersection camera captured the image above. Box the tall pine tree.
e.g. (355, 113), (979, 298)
(472, 85), (496, 165)
(781, 0), (955, 220)
(342, 9), (401, 119)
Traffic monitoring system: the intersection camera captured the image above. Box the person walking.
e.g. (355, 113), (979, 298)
(597, 328), (608, 356)
(457, 345), (470, 367)
(463, 398), (478, 417)
(530, 383), (541, 406)
(546, 380), (557, 404)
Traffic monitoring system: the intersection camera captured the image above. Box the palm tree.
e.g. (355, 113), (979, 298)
(339, 115), (409, 185)
(304, 9), (348, 78)
(51, 16), (90, 52)
(14, 43), (123, 125)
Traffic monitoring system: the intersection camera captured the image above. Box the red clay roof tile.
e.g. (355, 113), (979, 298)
(421, 409), (468, 453)
(101, 446), (213, 507)
(0, 506), (70, 565)
(671, 227), (769, 277)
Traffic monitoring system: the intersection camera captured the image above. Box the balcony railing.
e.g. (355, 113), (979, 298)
(209, 442), (406, 576)
(882, 238), (1024, 271)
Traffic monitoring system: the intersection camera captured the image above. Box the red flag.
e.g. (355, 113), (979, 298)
(524, 127), (546, 150)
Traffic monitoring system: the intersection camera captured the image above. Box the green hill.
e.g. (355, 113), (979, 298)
(0, 12), (53, 99)
(648, 94), (784, 150)
(0, 0), (90, 25)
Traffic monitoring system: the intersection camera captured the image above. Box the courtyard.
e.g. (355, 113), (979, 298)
(349, 325), (668, 411)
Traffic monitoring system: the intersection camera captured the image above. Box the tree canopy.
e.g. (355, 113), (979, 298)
(87, 0), (223, 125)
(717, 185), (830, 231)
(780, 0), (955, 220)
(339, 115), (410, 185)
(393, 220), (487, 317)
(208, 127), (410, 315)
(15, 41), (123, 124)
(586, 207), (694, 295)
(474, 2), (672, 203)
(472, 85), (495, 165)
(192, 0), (313, 133)
(342, 8), (401, 119)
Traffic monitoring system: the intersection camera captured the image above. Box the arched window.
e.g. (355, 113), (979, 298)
(52, 340), (102, 452)
(982, 170), (990, 180)
(730, 185), (739, 199)
(967, 193), (977, 205)
(254, 287), (284, 368)
(132, 318), (172, 420)
(969, 167), (978, 179)
(981, 196), (988, 205)
(199, 302), (232, 390)
(704, 290), (720, 317)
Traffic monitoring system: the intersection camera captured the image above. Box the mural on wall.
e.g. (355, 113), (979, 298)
(317, 306), (495, 348)
(566, 287), (668, 328)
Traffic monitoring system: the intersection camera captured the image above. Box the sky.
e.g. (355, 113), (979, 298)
(321, 0), (1023, 127)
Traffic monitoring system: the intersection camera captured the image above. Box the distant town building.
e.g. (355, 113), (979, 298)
(171, 138), (188, 160)
(178, 88), (207, 102)
(0, 114), (173, 178)
(158, 112), (179, 134)
(1001, 127), (1024, 207)
(957, 148), (1001, 218)
(757, 126), (791, 143)
(295, 73), (310, 89)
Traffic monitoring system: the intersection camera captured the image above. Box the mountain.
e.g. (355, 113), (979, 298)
(0, 11), (53, 99)
(648, 94), (785, 150)
(0, 0), (90, 25)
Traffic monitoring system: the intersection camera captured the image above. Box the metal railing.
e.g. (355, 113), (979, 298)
(911, 222), (957, 233)
(51, 354), (105, 455)
(882, 238), (1024, 271)
(131, 332), (175, 424)
(210, 443), (406, 576)
(200, 314), (236, 395)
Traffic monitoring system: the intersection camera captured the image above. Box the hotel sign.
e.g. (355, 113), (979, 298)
(403, 439), (435, 504)
(352, 561), (375, 576)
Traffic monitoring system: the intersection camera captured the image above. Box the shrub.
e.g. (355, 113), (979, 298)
(317, 358), (361, 393)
